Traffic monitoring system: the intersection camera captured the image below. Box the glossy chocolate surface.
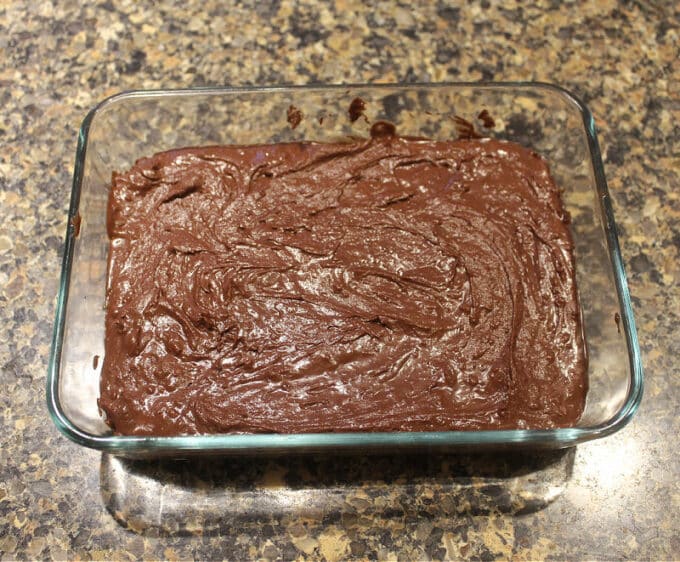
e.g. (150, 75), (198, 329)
(100, 135), (586, 436)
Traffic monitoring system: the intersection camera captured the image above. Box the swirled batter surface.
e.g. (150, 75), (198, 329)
(100, 135), (587, 436)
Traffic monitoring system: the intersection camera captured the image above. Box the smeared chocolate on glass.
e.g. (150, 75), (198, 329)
(100, 130), (587, 436)
(286, 105), (303, 129)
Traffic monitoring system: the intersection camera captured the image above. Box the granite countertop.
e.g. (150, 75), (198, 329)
(1, 1), (678, 560)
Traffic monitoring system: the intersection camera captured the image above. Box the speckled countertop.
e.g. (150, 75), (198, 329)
(1, 1), (679, 560)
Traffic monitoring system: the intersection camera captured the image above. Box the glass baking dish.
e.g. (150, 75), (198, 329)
(47, 83), (643, 457)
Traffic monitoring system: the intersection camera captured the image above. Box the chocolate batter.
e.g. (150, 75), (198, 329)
(100, 134), (587, 436)
(348, 97), (367, 123)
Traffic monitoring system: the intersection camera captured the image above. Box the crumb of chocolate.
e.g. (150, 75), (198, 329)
(71, 213), (81, 237)
(370, 121), (397, 138)
(93, 354), (99, 369)
(478, 109), (496, 129)
(349, 97), (367, 123)
(452, 115), (482, 139)
(287, 105), (303, 129)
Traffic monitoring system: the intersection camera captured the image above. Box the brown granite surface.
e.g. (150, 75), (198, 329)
(1, 1), (678, 560)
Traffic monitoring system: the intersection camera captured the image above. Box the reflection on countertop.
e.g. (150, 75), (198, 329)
(101, 449), (575, 536)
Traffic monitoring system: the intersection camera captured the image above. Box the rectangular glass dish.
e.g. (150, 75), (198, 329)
(47, 83), (643, 458)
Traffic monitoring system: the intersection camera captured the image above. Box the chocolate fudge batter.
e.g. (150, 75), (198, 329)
(100, 134), (587, 436)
